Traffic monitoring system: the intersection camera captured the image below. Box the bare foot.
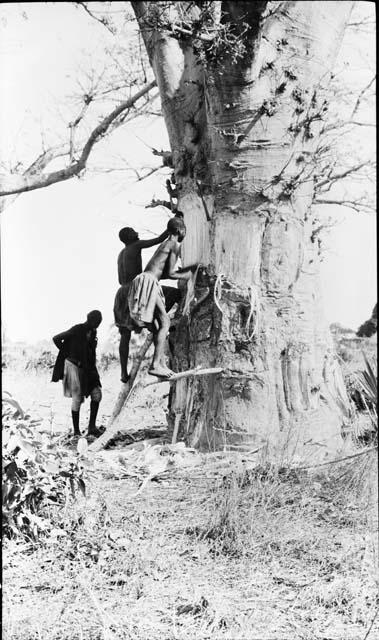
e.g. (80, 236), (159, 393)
(161, 365), (176, 377)
(148, 365), (174, 379)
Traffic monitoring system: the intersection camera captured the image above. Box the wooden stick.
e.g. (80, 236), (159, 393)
(108, 333), (153, 422)
(171, 412), (182, 445)
(89, 333), (153, 452)
(90, 307), (180, 453)
(146, 367), (224, 386)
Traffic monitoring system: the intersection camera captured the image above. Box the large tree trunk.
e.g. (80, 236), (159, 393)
(133, 1), (353, 459)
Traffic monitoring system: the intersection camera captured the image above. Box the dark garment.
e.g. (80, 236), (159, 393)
(113, 282), (132, 329)
(51, 323), (101, 397)
(161, 285), (181, 312)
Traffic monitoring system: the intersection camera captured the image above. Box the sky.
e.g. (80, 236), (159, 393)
(0, 2), (376, 345)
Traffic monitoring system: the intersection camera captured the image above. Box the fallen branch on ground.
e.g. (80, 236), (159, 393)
(295, 446), (377, 471)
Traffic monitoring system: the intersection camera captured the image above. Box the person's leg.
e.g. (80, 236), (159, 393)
(87, 386), (102, 436)
(119, 327), (131, 383)
(161, 285), (182, 312)
(149, 295), (173, 378)
(71, 393), (82, 435)
(161, 286), (182, 364)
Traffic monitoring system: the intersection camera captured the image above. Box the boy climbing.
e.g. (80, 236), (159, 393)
(128, 216), (197, 379)
(51, 310), (103, 438)
(114, 226), (168, 382)
(114, 224), (181, 382)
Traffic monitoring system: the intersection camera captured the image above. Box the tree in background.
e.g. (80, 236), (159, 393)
(357, 304), (377, 338)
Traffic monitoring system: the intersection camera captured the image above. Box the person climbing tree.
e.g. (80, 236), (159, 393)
(127, 217), (197, 379)
(51, 310), (103, 438)
(114, 225), (169, 382)
(114, 218), (184, 382)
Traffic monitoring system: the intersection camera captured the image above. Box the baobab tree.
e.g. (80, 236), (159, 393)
(1, 2), (375, 458)
(131, 0), (356, 457)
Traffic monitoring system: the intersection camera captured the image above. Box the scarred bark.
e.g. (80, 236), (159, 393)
(134, 1), (354, 460)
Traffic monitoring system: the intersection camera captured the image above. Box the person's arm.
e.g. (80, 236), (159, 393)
(167, 244), (197, 281)
(176, 264), (199, 273)
(136, 229), (169, 249)
(52, 328), (73, 350)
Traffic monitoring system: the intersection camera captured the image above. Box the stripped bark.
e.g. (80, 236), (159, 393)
(134, 1), (354, 459)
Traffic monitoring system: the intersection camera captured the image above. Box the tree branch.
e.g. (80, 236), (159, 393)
(315, 160), (375, 191)
(351, 75), (375, 118)
(314, 198), (375, 213)
(75, 2), (117, 34)
(0, 80), (157, 198)
(152, 148), (173, 167)
(145, 198), (173, 211)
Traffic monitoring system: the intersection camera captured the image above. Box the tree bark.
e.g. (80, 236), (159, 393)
(133, 1), (353, 460)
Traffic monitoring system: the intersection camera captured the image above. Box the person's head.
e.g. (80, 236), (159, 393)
(167, 217), (186, 242)
(86, 310), (102, 329)
(119, 227), (139, 245)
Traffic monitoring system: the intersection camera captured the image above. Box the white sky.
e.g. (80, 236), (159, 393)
(0, 2), (376, 344)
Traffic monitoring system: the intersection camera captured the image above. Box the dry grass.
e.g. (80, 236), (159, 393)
(3, 340), (378, 640)
(3, 449), (378, 640)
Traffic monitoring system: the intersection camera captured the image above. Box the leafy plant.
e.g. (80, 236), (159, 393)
(2, 405), (92, 541)
(99, 350), (118, 372)
(357, 353), (377, 411)
(2, 390), (25, 418)
(25, 349), (55, 372)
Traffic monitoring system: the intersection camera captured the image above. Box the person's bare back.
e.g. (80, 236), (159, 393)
(118, 244), (143, 285)
(117, 227), (168, 285)
(144, 237), (181, 281)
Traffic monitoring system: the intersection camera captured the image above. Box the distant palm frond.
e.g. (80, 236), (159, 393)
(358, 354), (377, 406)
(356, 353), (377, 433)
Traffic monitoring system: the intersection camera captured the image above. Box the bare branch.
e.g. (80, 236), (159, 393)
(314, 198), (375, 214)
(75, 2), (117, 34)
(0, 80), (157, 198)
(25, 143), (70, 175)
(315, 160), (375, 192)
(145, 199), (173, 211)
(351, 75), (376, 118)
(169, 23), (214, 43)
(136, 166), (161, 181)
(68, 96), (93, 161)
(152, 148), (173, 167)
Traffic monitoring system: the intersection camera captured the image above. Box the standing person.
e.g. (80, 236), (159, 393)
(113, 225), (181, 382)
(51, 310), (103, 438)
(128, 217), (197, 379)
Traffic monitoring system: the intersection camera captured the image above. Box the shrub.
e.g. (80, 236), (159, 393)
(2, 393), (91, 541)
(25, 349), (55, 372)
(345, 354), (377, 445)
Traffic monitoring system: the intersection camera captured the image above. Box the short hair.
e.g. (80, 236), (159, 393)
(167, 217), (186, 235)
(119, 227), (138, 244)
(87, 310), (102, 325)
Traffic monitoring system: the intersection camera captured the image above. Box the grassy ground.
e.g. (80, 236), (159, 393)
(3, 446), (378, 638)
(2, 345), (378, 640)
